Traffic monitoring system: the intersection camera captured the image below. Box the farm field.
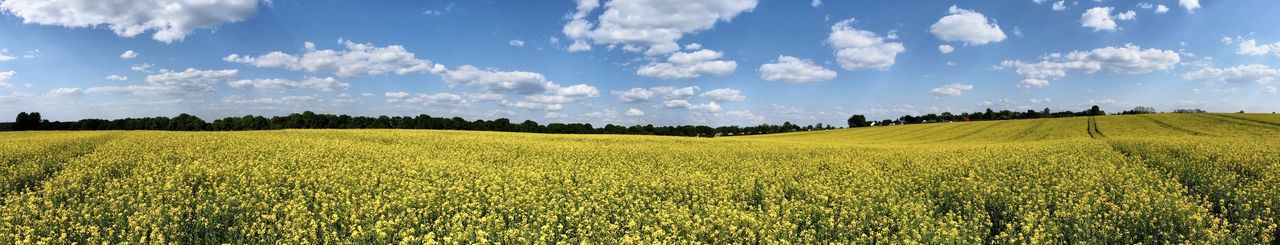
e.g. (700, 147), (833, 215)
(1, 114), (1278, 243)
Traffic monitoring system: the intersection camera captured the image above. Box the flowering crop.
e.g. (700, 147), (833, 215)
(0, 114), (1276, 243)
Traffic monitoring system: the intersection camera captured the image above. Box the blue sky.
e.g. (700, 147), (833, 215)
(1, 0), (1278, 126)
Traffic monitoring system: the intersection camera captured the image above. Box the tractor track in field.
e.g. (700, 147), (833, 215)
(1087, 117), (1106, 139)
(1010, 119), (1050, 141)
(0, 134), (118, 205)
(1138, 115), (1209, 137)
(1204, 113), (1280, 129)
(927, 121), (1008, 143)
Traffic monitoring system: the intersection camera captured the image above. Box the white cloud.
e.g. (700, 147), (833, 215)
(663, 99), (720, 112)
(1183, 64), (1280, 84)
(611, 86), (698, 103)
(106, 75), (128, 81)
(725, 110), (765, 122)
(626, 108), (645, 116)
(636, 49), (737, 80)
(85, 68), (238, 95)
(700, 88), (745, 102)
(0, 92), (34, 102)
(1052, 1), (1066, 11)
(440, 65), (555, 95)
(758, 55), (837, 82)
(930, 5), (1007, 45)
(131, 63), (155, 73)
(225, 39), (441, 77)
(998, 44), (1180, 85)
(228, 77), (350, 91)
(556, 84), (600, 97)
(828, 18), (905, 71)
(1179, 0), (1200, 13)
(563, 0), (758, 55)
(0, 70), (14, 88)
(1266, 86), (1277, 94)
(385, 92), (466, 106)
(0, 0), (261, 43)
(567, 40), (592, 52)
(508, 39), (525, 47)
(47, 87), (82, 96)
(0, 49), (13, 61)
(120, 50), (138, 59)
(612, 88), (655, 103)
(1155, 4), (1169, 13)
(810, 0), (822, 7)
(930, 83), (974, 96)
(222, 95), (323, 107)
(1020, 78), (1050, 88)
(1236, 39), (1280, 57)
(1115, 10), (1137, 20)
(1081, 7), (1134, 32)
(939, 44), (955, 54)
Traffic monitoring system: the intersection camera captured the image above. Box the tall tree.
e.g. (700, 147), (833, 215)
(847, 114), (869, 128)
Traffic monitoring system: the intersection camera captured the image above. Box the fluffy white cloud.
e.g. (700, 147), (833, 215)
(1236, 39), (1280, 57)
(1266, 86), (1278, 94)
(86, 68), (238, 95)
(0, 70), (14, 88)
(1155, 5), (1170, 13)
(758, 55), (837, 82)
(663, 99), (720, 112)
(563, 0), (758, 55)
(611, 86), (698, 103)
(1179, 0), (1200, 13)
(636, 49), (737, 79)
(0, 50), (13, 62)
(228, 77), (350, 91)
(1020, 78), (1050, 88)
(47, 87), (82, 96)
(131, 63), (155, 73)
(828, 18), (905, 71)
(120, 50), (138, 59)
(508, 39), (525, 47)
(1052, 1), (1066, 11)
(1081, 7), (1134, 32)
(626, 108), (645, 116)
(1183, 64), (1280, 84)
(385, 92), (466, 106)
(0, 92), (34, 102)
(939, 45), (955, 54)
(724, 110), (765, 122)
(810, 0), (822, 7)
(440, 65), (556, 95)
(225, 39), (442, 77)
(930, 83), (973, 96)
(930, 5), (1007, 45)
(612, 88), (655, 103)
(556, 84), (600, 97)
(106, 75), (128, 81)
(998, 44), (1179, 86)
(0, 0), (261, 43)
(1116, 10), (1137, 20)
(222, 95), (323, 107)
(700, 88), (745, 102)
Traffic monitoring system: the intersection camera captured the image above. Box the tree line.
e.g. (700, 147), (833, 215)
(2, 111), (837, 137)
(847, 105), (1219, 128)
(847, 106), (1108, 127)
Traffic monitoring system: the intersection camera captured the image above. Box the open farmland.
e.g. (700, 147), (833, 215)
(1, 114), (1278, 243)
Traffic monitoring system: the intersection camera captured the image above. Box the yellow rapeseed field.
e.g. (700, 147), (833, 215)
(1, 113), (1277, 243)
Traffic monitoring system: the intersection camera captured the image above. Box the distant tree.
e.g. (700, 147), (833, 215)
(847, 115), (869, 128)
(1089, 105), (1104, 116)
